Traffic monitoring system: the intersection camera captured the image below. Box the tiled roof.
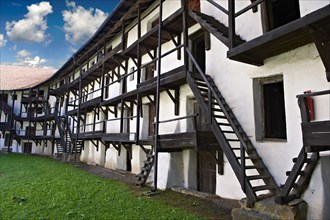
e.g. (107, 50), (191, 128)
(0, 65), (56, 90)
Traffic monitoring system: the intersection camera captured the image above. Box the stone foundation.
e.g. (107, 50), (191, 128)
(232, 197), (307, 220)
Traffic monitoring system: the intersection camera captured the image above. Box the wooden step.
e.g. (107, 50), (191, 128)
(246, 175), (271, 180)
(213, 115), (227, 119)
(195, 81), (208, 87)
(226, 139), (240, 142)
(198, 87), (209, 93)
(223, 130), (235, 134)
(252, 185), (277, 192)
(217, 122), (231, 126)
(286, 171), (305, 176)
(293, 158), (311, 163)
(245, 165), (265, 169)
(236, 156), (260, 160)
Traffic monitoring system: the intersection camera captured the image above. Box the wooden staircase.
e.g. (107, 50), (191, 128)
(276, 90), (330, 204)
(54, 113), (83, 156)
(136, 152), (154, 187)
(186, 71), (279, 205)
(189, 10), (245, 48)
(55, 139), (64, 155)
(276, 149), (319, 204)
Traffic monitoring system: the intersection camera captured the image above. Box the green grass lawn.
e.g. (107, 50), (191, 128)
(0, 153), (199, 219)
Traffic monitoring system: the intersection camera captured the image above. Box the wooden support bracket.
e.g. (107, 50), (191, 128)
(114, 56), (126, 70)
(146, 95), (155, 104)
(91, 140), (99, 151)
(165, 88), (180, 115)
(310, 25), (330, 81)
(169, 33), (182, 60)
(139, 144), (150, 154)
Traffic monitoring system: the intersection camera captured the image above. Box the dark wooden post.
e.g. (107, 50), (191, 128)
(228, 0), (235, 48)
(152, 0), (163, 192)
(75, 63), (83, 163)
(136, 3), (142, 144)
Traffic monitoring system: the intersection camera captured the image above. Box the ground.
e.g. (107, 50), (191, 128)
(76, 160), (239, 219)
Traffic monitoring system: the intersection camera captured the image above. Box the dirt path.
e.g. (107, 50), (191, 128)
(76, 162), (239, 219)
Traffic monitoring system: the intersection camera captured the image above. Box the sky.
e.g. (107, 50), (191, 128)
(0, 0), (120, 70)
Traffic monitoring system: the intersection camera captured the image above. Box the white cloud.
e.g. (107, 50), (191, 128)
(24, 56), (47, 67)
(17, 49), (31, 59)
(62, 1), (108, 45)
(14, 49), (47, 67)
(6, 1), (53, 43)
(0, 34), (7, 47)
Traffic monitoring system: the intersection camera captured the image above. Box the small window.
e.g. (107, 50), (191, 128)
(253, 75), (287, 141)
(261, 0), (300, 32)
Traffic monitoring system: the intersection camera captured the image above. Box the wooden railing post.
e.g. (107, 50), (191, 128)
(228, 0), (235, 48)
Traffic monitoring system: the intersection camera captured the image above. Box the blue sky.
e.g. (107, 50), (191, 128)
(0, 0), (120, 69)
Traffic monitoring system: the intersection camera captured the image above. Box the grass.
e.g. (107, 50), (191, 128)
(0, 153), (200, 219)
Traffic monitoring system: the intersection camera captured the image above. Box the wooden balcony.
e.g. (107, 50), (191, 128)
(102, 133), (136, 144)
(302, 121), (330, 152)
(227, 5), (330, 66)
(101, 65), (186, 107)
(67, 96), (102, 115)
(72, 131), (104, 140)
(297, 89), (330, 152)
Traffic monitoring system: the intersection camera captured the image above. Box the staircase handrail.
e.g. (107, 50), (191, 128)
(186, 47), (251, 152)
(296, 89), (330, 98)
(206, 0), (228, 15)
(158, 113), (198, 124)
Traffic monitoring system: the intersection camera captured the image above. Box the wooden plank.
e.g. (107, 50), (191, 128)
(302, 121), (330, 133)
(305, 145), (330, 152)
(102, 133), (134, 142)
(303, 133), (330, 147)
(156, 132), (197, 150)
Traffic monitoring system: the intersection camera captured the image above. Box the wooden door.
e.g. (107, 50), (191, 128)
(148, 103), (155, 136)
(126, 147), (132, 172)
(146, 64), (155, 81)
(194, 102), (209, 131)
(24, 143), (32, 154)
(197, 151), (216, 194)
(191, 32), (205, 74)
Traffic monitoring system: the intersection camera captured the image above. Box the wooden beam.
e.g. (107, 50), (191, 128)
(311, 27), (330, 81)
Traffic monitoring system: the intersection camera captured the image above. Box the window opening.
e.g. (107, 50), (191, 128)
(253, 76), (287, 141)
(262, 0), (300, 31)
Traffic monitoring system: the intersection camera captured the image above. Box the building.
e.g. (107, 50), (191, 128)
(1, 0), (329, 219)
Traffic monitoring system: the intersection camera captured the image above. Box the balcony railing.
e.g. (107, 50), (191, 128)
(73, 121), (105, 134)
